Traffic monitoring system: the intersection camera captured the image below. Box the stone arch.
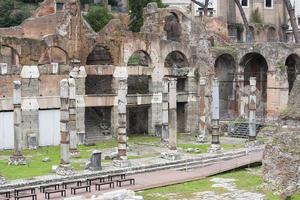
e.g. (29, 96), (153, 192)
(0, 45), (20, 66)
(164, 51), (189, 68)
(267, 26), (277, 42)
(164, 12), (181, 42)
(39, 46), (68, 64)
(86, 45), (113, 65)
(127, 50), (152, 67)
(214, 54), (237, 119)
(240, 52), (268, 116)
(285, 54), (300, 93)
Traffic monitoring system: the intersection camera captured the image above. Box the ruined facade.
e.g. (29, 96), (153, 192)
(0, 0), (299, 149)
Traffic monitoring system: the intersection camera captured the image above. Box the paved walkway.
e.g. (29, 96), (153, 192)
(16, 150), (263, 200)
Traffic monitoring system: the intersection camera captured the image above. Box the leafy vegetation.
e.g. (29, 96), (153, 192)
(0, 0), (38, 28)
(84, 5), (114, 32)
(250, 8), (263, 24)
(128, 0), (165, 32)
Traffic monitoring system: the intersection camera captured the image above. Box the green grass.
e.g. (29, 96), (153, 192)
(0, 135), (161, 180)
(138, 167), (300, 200)
(178, 143), (244, 153)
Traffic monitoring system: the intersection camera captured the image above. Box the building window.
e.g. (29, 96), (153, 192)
(241, 0), (248, 7)
(56, 3), (64, 11)
(265, 0), (273, 8)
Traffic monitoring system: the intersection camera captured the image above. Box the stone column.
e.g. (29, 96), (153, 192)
(162, 78), (169, 141)
(9, 81), (26, 165)
(20, 65), (39, 149)
(249, 77), (257, 142)
(208, 78), (222, 153)
(56, 79), (73, 175)
(168, 78), (177, 150)
(113, 67), (130, 167)
(197, 77), (208, 143)
(185, 74), (198, 133)
(70, 66), (87, 144)
(69, 78), (80, 157)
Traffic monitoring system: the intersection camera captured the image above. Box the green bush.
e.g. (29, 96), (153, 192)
(250, 8), (263, 24)
(84, 5), (114, 32)
(0, 0), (34, 28)
(129, 0), (165, 32)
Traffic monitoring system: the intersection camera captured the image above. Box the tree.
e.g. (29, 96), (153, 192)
(129, 0), (165, 32)
(84, 6), (114, 32)
(190, 0), (210, 16)
(283, 0), (300, 43)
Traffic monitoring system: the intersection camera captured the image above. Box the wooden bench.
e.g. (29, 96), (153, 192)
(70, 185), (91, 195)
(15, 193), (37, 200)
(40, 183), (60, 193)
(87, 176), (106, 185)
(45, 189), (66, 199)
(95, 181), (114, 191)
(0, 190), (12, 198)
(108, 173), (126, 181)
(14, 187), (35, 196)
(62, 180), (82, 189)
(116, 178), (135, 187)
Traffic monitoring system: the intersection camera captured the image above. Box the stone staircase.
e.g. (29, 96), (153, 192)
(229, 122), (261, 138)
(85, 108), (112, 145)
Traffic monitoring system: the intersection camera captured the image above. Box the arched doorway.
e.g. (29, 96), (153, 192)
(164, 13), (181, 42)
(86, 45), (113, 65)
(285, 54), (300, 93)
(164, 51), (188, 68)
(215, 54), (236, 119)
(240, 53), (268, 117)
(128, 50), (151, 67)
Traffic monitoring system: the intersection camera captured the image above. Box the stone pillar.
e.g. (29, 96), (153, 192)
(70, 66), (87, 144)
(185, 74), (198, 133)
(69, 78), (80, 157)
(249, 77), (257, 141)
(197, 77), (208, 143)
(56, 79), (73, 175)
(113, 67), (130, 167)
(168, 78), (177, 150)
(208, 78), (222, 153)
(162, 78), (169, 141)
(20, 65), (39, 149)
(9, 81), (26, 165)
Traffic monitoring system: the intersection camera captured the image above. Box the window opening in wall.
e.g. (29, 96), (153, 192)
(265, 0), (272, 8)
(241, 0), (248, 7)
(56, 3), (64, 11)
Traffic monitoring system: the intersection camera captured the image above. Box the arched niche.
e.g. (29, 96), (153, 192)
(215, 54), (236, 119)
(285, 54), (300, 93)
(267, 27), (277, 42)
(164, 12), (181, 42)
(0, 46), (19, 66)
(127, 50), (152, 67)
(39, 47), (68, 64)
(164, 51), (188, 68)
(86, 45), (113, 65)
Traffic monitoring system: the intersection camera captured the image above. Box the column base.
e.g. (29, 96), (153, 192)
(0, 176), (6, 185)
(70, 149), (80, 158)
(160, 150), (181, 161)
(207, 144), (223, 153)
(8, 155), (26, 165)
(196, 134), (208, 143)
(113, 158), (131, 168)
(56, 164), (74, 176)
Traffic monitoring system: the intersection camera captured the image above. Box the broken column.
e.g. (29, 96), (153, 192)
(20, 65), (40, 149)
(248, 77), (257, 142)
(9, 81), (26, 165)
(208, 78), (222, 153)
(162, 78), (169, 141)
(0, 176), (5, 185)
(56, 79), (73, 175)
(69, 78), (80, 158)
(113, 67), (130, 167)
(161, 78), (180, 160)
(197, 77), (208, 143)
